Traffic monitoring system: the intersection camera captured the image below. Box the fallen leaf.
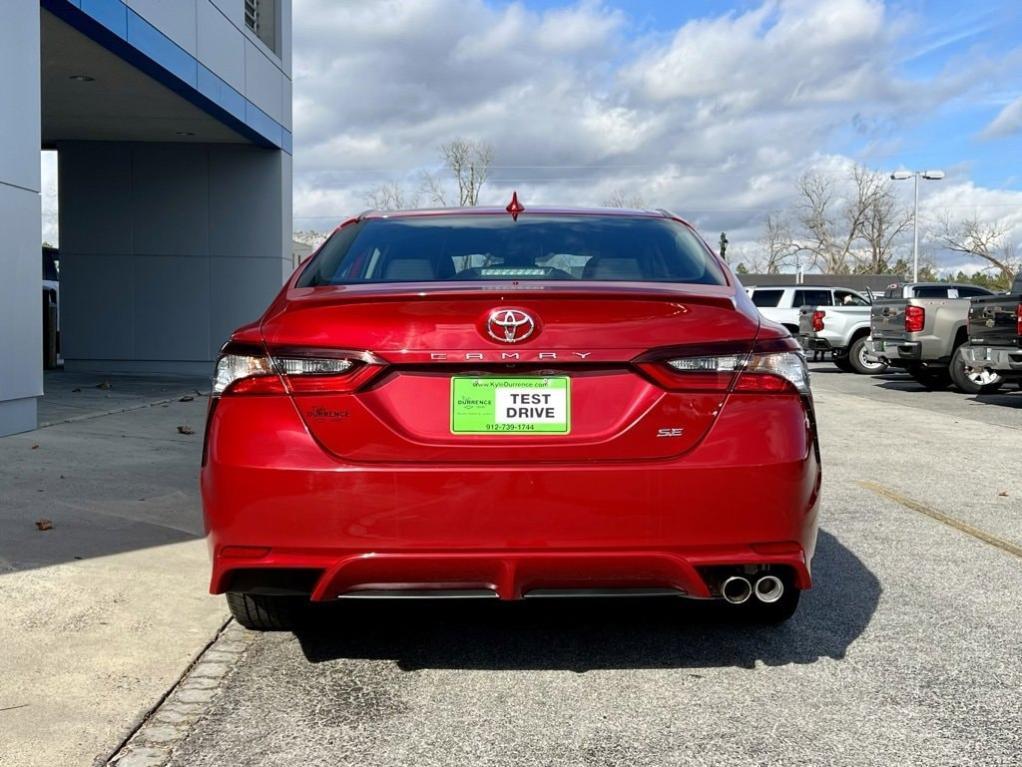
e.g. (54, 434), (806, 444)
(96, 381), (111, 390)
(998, 490), (1009, 497)
(179, 395), (195, 402)
(31, 444), (39, 450)
(177, 425), (195, 435)
(71, 387), (82, 393)
(35, 519), (53, 531)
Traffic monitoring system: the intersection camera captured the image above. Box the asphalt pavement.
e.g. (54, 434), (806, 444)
(108, 362), (1022, 767)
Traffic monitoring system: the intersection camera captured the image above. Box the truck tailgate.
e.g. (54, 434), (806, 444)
(870, 300), (906, 340)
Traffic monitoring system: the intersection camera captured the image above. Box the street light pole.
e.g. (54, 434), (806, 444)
(890, 169), (945, 282)
(913, 173), (919, 282)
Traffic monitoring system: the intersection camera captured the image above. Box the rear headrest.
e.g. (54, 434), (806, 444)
(582, 256), (643, 280)
(381, 255), (455, 281)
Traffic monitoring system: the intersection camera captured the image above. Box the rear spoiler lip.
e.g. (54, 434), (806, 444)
(284, 281), (738, 310)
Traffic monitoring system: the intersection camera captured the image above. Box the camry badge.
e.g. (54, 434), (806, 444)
(487, 309), (536, 344)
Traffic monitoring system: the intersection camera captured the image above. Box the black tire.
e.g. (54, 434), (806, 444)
(949, 346), (1003, 394)
(226, 592), (305, 631)
(833, 355), (855, 373)
(848, 335), (887, 375)
(907, 366), (952, 390)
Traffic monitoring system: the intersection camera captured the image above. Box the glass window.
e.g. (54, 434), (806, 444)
(835, 290), (868, 306)
(913, 286), (952, 298)
(955, 286), (993, 298)
(297, 215), (727, 287)
(793, 290), (833, 307)
(245, 0), (278, 54)
(751, 289), (784, 307)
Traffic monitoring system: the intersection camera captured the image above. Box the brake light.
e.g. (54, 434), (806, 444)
(905, 305), (925, 333)
(211, 344), (382, 396)
(812, 310), (825, 332)
(1017, 302), (1021, 338)
(641, 343), (810, 395)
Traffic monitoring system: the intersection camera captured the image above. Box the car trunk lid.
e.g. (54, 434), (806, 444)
(261, 283), (759, 464)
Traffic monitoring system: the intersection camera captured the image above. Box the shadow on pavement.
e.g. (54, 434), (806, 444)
(294, 530), (879, 671)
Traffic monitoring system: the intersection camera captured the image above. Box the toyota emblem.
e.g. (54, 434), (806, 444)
(486, 309), (536, 344)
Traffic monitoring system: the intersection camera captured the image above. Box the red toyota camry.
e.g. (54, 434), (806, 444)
(201, 201), (821, 629)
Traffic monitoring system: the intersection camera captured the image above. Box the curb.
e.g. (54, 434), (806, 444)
(101, 620), (255, 767)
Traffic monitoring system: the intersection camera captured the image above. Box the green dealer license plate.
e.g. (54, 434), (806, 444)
(451, 377), (571, 434)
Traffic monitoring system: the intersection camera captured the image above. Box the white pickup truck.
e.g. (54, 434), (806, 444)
(746, 285), (871, 335)
(797, 303), (884, 374)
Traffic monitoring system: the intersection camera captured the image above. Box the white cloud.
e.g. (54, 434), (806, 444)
(981, 96), (1022, 139)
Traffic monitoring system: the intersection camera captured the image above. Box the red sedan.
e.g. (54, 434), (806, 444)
(201, 201), (821, 629)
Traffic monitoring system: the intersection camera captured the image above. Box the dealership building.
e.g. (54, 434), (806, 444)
(1, 0), (294, 436)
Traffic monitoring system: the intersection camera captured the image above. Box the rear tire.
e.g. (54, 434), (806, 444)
(907, 366), (952, 390)
(226, 592), (306, 631)
(833, 355), (855, 373)
(848, 335), (887, 375)
(949, 346), (1003, 394)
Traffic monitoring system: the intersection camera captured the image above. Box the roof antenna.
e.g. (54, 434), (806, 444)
(505, 191), (525, 221)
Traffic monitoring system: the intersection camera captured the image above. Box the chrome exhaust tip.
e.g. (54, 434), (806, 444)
(721, 576), (752, 605)
(754, 575), (784, 604)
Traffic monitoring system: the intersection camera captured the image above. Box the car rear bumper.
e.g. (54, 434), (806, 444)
(872, 338), (921, 365)
(201, 395), (821, 601)
(799, 335), (834, 352)
(960, 345), (1022, 373)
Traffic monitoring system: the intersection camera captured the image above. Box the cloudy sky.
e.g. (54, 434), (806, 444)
(41, 0), (1022, 272)
(287, 0), (1022, 272)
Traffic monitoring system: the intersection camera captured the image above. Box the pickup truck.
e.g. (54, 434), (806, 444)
(746, 285), (872, 335)
(797, 302), (885, 374)
(961, 274), (1022, 385)
(870, 282), (1001, 393)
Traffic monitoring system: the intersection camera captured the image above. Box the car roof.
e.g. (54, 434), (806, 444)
(357, 205), (686, 223)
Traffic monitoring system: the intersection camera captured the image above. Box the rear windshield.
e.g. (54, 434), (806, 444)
(297, 215), (726, 287)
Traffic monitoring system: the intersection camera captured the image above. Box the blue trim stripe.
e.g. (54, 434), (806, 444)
(42, 0), (291, 154)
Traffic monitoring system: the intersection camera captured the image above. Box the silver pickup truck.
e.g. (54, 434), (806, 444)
(797, 294), (886, 374)
(870, 282), (1000, 392)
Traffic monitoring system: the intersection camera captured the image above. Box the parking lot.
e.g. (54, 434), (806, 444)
(69, 362), (1017, 767)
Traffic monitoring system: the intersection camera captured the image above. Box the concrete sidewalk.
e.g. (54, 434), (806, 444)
(0, 375), (226, 767)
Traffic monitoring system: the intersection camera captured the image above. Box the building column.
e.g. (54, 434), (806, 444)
(0, 3), (43, 436)
(58, 142), (291, 375)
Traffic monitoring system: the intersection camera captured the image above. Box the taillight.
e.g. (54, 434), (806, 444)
(905, 305), (925, 333)
(812, 310), (825, 332)
(212, 344), (382, 396)
(639, 340), (810, 395)
(1016, 302), (1021, 338)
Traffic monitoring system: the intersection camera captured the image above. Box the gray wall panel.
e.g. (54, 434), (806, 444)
(59, 143), (134, 256)
(60, 253), (135, 359)
(132, 144), (210, 257)
(125, 0), (199, 56)
(209, 256), (288, 348)
(0, 3), (42, 436)
(0, 2), (41, 193)
(133, 255), (211, 359)
(209, 146), (281, 258)
(197, 0), (246, 92)
(244, 39), (283, 123)
(60, 142), (290, 371)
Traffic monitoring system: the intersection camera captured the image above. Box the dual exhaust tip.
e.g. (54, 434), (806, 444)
(721, 574), (784, 605)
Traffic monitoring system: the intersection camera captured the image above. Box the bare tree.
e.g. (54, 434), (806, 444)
(792, 166), (909, 275)
(940, 214), (1018, 284)
(856, 168), (913, 274)
(441, 139), (494, 206)
(602, 189), (646, 208)
(418, 170), (449, 207)
(760, 212), (798, 274)
(365, 181), (419, 211)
